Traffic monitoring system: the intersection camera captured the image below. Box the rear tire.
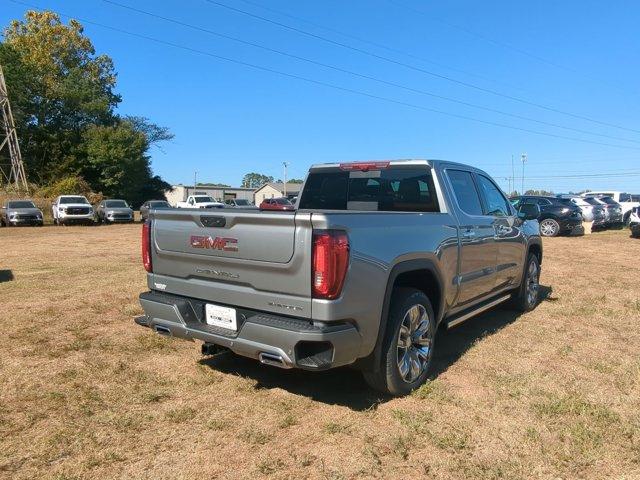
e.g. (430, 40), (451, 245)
(511, 253), (541, 312)
(363, 288), (436, 396)
(539, 218), (560, 237)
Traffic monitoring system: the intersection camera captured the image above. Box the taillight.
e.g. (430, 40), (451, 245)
(312, 230), (349, 299)
(142, 220), (152, 272)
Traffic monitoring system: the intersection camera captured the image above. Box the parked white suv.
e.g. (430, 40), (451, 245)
(582, 191), (639, 224)
(52, 195), (94, 226)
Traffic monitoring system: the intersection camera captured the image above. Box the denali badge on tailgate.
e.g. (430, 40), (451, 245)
(190, 235), (238, 252)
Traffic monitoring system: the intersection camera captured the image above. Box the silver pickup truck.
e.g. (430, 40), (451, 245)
(136, 160), (542, 395)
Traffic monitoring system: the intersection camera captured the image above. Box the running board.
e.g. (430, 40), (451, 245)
(445, 294), (512, 329)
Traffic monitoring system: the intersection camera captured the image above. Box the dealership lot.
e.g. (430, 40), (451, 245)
(0, 225), (638, 479)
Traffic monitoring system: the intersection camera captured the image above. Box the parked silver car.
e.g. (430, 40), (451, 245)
(140, 200), (172, 222)
(224, 198), (258, 209)
(0, 199), (43, 226)
(598, 196), (624, 226)
(557, 195), (605, 226)
(96, 199), (134, 224)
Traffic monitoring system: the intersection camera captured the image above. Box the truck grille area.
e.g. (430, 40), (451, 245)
(67, 207), (91, 215)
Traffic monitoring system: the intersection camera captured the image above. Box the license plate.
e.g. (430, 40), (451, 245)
(205, 304), (237, 331)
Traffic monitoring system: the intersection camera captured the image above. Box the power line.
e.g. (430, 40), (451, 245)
(234, 0), (531, 95)
(9, 0), (640, 151)
(203, 0), (640, 135)
(99, 0), (640, 145)
(386, 0), (635, 98)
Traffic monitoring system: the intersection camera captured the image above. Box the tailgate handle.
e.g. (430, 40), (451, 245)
(201, 216), (226, 228)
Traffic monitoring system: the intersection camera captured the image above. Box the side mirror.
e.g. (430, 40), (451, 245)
(518, 203), (540, 220)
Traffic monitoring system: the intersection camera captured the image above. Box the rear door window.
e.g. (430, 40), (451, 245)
(298, 166), (439, 212)
(446, 170), (483, 216)
(476, 175), (512, 217)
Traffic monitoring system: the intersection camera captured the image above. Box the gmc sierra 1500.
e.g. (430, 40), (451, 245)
(135, 160), (542, 395)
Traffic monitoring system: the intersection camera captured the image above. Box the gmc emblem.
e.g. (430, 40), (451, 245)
(190, 235), (238, 252)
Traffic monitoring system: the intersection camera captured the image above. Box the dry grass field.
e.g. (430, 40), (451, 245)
(1, 225), (639, 479)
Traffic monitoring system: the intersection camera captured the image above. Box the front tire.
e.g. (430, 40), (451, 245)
(512, 253), (541, 312)
(539, 218), (560, 237)
(363, 288), (436, 396)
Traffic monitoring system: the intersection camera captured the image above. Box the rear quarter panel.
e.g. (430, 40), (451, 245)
(309, 211), (459, 357)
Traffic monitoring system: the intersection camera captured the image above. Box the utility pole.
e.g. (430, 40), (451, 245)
(0, 64), (28, 192)
(193, 170), (198, 194)
(511, 154), (515, 195)
(520, 154), (526, 194)
(282, 161), (289, 197)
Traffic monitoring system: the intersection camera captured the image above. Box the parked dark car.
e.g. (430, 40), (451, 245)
(140, 200), (172, 222)
(512, 195), (583, 237)
(259, 197), (295, 211)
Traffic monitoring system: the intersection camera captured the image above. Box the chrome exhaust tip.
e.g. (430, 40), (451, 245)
(258, 352), (288, 369)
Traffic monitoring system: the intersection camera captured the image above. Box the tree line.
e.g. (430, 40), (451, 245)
(0, 11), (171, 206)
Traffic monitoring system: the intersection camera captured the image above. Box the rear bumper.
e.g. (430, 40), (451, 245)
(136, 291), (362, 370)
(559, 218), (582, 232)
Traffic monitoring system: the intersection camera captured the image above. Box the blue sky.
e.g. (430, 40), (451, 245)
(3, 0), (640, 193)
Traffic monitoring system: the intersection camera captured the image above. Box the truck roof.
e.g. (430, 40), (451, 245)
(308, 159), (492, 176)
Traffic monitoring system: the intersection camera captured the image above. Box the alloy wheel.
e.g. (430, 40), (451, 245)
(540, 219), (558, 237)
(526, 260), (540, 307)
(396, 304), (433, 383)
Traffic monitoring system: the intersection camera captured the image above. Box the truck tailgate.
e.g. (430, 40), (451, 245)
(149, 209), (313, 317)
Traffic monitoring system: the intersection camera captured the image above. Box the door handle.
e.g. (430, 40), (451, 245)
(462, 229), (475, 238)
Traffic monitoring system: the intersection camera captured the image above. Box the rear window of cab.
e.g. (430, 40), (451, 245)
(298, 166), (440, 212)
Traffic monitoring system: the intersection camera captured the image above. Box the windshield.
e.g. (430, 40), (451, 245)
(104, 200), (128, 208)
(194, 196), (214, 203)
(299, 166), (440, 212)
(149, 201), (170, 208)
(583, 198), (602, 206)
(60, 196), (89, 204)
(7, 201), (36, 209)
(632, 195), (640, 202)
(234, 199), (250, 205)
(275, 198), (292, 205)
(569, 198), (589, 207)
(600, 197), (618, 205)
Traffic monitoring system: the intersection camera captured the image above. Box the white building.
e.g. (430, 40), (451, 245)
(253, 182), (303, 204)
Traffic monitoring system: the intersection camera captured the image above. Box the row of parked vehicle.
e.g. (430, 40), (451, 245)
(0, 195), (139, 227)
(0, 193), (298, 227)
(510, 191), (639, 237)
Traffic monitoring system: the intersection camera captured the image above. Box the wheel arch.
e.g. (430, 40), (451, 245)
(358, 259), (445, 373)
(527, 239), (543, 266)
